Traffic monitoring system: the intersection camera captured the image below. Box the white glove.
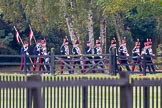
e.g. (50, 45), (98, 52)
(126, 53), (129, 56)
(36, 58), (39, 63)
(45, 58), (49, 62)
(24, 47), (28, 51)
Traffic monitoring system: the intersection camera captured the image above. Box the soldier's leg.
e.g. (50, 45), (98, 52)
(76, 60), (83, 73)
(138, 60), (143, 72)
(87, 61), (92, 73)
(38, 58), (42, 71)
(45, 63), (50, 71)
(147, 61), (152, 73)
(72, 59), (77, 73)
(118, 60), (123, 71)
(41, 58), (46, 71)
(124, 60), (131, 71)
(20, 56), (24, 71)
(66, 58), (72, 74)
(126, 64), (131, 71)
(32, 58), (37, 71)
(60, 58), (64, 74)
(150, 61), (155, 74)
(84, 60), (87, 72)
(93, 59), (98, 73)
(99, 60), (105, 73)
(26, 57), (31, 71)
(45, 58), (50, 72)
(132, 60), (136, 71)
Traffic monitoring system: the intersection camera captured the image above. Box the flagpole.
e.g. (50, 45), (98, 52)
(14, 26), (35, 69)
(19, 36), (35, 68)
(29, 24), (37, 44)
(14, 26), (24, 44)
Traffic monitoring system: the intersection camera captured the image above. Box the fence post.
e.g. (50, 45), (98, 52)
(143, 78), (149, 108)
(113, 48), (117, 75)
(109, 48), (117, 75)
(27, 75), (44, 108)
(82, 77), (88, 108)
(143, 55), (146, 75)
(51, 48), (55, 74)
(120, 72), (133, 108)
(109, 51), (114, 75)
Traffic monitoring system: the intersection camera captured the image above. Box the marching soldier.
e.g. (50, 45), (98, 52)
(141, 41), (148, 71)
(32, 39), (42, 71)
(60, 37), (72, 74)
(147, 39), (155, 73)
(84, 41), (94, 73)
(109, 38), (121, 74)
(72, 39), (84, 73)
(41, 39), (50, 71)
(20, 41), (31, 71)
(141, 42), (148, 57)
(142, 39), (155, 74)
(94, 39), (105, 73)
(132, 40), (142, 72)
(118, 38), (131, 71)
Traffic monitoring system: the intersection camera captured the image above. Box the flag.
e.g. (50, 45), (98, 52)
(28, 25), (34, 44)
(14, 26), (20, 43)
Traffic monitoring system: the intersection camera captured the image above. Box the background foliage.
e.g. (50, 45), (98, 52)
(0, 0), (161, 55)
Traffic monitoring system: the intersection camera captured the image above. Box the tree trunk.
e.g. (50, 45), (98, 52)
(112, 14), (121, 45)
(100, 15), (106, 53)
(64, 13), (76, 43)
(87, 0), (94, 48)
(61, 0), (76, 44)
(116, 13), (125, 38)
(70, 0), (81, 45)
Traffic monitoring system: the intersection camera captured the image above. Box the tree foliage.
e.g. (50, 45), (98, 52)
(0, 0), (161, 54)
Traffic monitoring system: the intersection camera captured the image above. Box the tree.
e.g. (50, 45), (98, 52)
(87, 0), (95, 48)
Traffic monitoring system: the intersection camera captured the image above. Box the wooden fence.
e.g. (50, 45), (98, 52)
(0, 73), (162, 108)
(0, 53), (162, 75)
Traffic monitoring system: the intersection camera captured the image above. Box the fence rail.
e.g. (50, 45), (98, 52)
(0, 53), (162, 75)
(0, 73), (162, 108)
(0, 53), (162, 107)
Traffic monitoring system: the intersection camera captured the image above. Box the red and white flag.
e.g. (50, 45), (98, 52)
(14, 26), (20, 43)
(28, 25), (34, 44)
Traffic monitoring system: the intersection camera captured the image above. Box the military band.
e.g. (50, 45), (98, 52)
(19, 36), (156, 75)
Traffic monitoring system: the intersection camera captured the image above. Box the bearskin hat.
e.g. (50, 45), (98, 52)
(96, 40), (100, 44)
(63, 37), (68, 43)
(86, 41), (90, 44)
(121, 39), (126, 44)
(41, 39), (46, 44)
(148, 38), (152, 45)
(24, 41), (29, 45)
(75, 40), (79, 44)
(111, 38), (116, 44)
(135, 42), (140, 46)
(144, 42), (148, 46)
